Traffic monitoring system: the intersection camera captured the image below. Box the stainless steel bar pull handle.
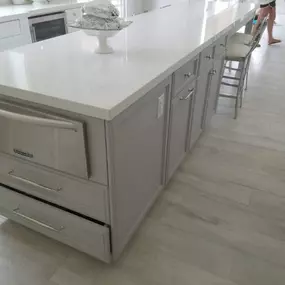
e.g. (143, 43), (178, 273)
(13, 207), (64, 232)
(184, 72), (192, 78)
(9, 170), (62, 193)
(179, 88), (195, 100)
(0, 108), (77, 131)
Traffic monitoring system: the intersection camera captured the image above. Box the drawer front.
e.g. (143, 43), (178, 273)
(173, 57), (199, 96)
(214, 36), (227, 58)
(0, 20), (21, 40)
(0, 185), (111, 262)
(0, 154), (109, 223)
(200, 45), (215, 67)
(0, 100), (88, 179)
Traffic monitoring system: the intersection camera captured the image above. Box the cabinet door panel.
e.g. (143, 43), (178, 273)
(204, 58), (224, 126)
(190, 53), (213, 149)
(167, 82), (195, 178)
(204, 41), (226, 127)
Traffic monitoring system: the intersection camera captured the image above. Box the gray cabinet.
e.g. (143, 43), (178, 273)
(167, 81), (195, 179)
(204, 38), (226, 127)
(107, 77), (171, 260)
(190, 46), (214, 148)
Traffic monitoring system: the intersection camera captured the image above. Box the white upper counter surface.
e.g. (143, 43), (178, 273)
(0, 0), (256, 120)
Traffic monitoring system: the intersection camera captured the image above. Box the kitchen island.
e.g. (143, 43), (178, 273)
(0, 0), (256, 262)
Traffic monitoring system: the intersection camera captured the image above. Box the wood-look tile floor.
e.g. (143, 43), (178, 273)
(1, 8), (285, 285)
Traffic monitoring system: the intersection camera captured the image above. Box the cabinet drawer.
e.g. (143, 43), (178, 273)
(0, 20), (21, 40)
(0, 154), (109, 223)
(200, 44), (215, 66)
(214, 36), (227, 58)
(0, 185), (111, 262)
(173, 57), (198, 96)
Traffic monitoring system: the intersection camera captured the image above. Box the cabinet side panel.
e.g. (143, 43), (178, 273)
(107, 77), (171, 260)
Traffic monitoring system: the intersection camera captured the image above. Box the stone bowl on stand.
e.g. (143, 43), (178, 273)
(83, 29), (120, 54)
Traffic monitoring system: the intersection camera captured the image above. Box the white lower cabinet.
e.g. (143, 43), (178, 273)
(0, 18), (32, 51)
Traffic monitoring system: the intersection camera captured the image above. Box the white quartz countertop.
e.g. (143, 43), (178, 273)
(0, 0), (90, 21)
(0, 0), (256, 120)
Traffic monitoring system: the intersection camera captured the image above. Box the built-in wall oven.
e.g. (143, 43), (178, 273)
(29, 12), (67, 43)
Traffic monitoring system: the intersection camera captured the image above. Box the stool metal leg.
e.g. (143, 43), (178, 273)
(245, 70), (249, 91)
(238, 61), (246, 109)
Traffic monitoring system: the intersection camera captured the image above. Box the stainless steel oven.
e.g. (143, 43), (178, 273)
(0, 101), (88, 178)
(29, 12), (67, 43)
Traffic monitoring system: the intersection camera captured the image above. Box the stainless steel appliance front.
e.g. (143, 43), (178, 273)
(29, 12), (67, 43)
(0, 101), (88, 178)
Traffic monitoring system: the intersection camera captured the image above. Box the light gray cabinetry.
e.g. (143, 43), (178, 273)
(0, 154), (109, 223)
(0, 184), (111, 262)
(0, 35), (229, 263)
(190, 45), (214, 148)
(167, 80), (195, 179)
(173, 57), (199, 96)
(204, 37), (226, 127)
(106, 77), (171, 259)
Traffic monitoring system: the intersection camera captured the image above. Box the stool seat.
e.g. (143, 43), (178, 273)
(226, 43), (251, 61)
(228, 32), (253, 45)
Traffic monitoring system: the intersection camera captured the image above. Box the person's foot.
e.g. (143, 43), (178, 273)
(268, 38), (281, 45)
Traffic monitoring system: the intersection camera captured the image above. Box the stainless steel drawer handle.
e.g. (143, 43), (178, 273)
(220, 44), (226, 47)
(13, 207), (64, 232)
(210, 69), (217, 75)
(184, 72), (192, 78)
(0, 108), (77, 131)
(9, 171), (62, 193)
(179, 88), (195, 100)
(205, 55), (212, 60)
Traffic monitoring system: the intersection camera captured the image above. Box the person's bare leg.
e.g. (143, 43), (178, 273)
(268, 7), (281, 44)
(252, 7), (269, 36)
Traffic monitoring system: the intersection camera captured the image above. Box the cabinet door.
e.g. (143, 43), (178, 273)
(167, 82), (195, 178)
(190, 50), (213, 149)
(108, 77), (171, 259)
(204, 50), (225, 126)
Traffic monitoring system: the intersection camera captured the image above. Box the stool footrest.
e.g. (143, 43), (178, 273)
(221, 81), (239, 88)
(223, 75), (241, 80)
(219, 93), (237, 99)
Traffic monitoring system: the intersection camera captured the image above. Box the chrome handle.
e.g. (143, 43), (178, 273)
(9, 170), (62, 193)
(179, 88), (195, 100)
(13, 207), (64, 232)
(210, 69), (217, 75)
(205, 55), (212, 60)
(220, 43), (226, 47)
(184, 72), (192, 78)
(0, 108), (77, 131)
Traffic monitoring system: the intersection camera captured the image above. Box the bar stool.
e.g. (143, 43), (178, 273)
(218, 20), (267, 119)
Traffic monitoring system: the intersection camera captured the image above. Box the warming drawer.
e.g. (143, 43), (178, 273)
(0, 101), (88, 178)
